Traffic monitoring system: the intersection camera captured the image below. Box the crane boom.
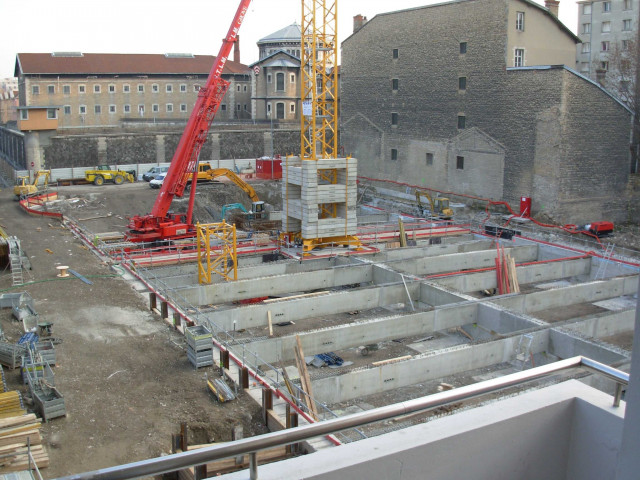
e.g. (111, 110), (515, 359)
(126, 0), (252, 242)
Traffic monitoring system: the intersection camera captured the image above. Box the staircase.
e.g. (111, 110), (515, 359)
(8, 237), (23, 287)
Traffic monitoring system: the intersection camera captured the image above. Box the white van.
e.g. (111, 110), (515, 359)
(143, 166), (169, 182)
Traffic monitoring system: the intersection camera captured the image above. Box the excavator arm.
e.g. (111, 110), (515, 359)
(207, 168), (260, 203)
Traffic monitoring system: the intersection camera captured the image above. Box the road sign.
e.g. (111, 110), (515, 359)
(253, 65), (260, 75)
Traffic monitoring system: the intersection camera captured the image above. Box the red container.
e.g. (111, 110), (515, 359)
(519, 196), (532, 217)
(256, 156), (283, 179)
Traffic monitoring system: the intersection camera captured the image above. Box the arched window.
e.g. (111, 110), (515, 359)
(276, 73), (285, 91)
(276, 102), (285, 119)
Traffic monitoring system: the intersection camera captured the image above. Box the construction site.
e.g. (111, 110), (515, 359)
(0, 0), (638, 479)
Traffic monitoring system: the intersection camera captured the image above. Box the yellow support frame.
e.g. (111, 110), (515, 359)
(196, 222), (237, 284)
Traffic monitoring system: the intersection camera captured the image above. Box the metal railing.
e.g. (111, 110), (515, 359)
(56, 355), (628, 480)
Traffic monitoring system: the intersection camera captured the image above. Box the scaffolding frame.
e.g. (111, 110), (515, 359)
(196, 222), (237, 284)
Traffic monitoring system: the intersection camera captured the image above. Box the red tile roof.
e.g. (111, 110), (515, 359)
(15, 53), (250, 76)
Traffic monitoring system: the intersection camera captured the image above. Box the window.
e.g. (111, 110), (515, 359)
(32, 85), (39, 95)
(124, 104), (131, 113)
(137, 84), (144, 93)
(221, 104), (227, 111)
(276, 102), (285, 119)
(152, 104), (159, 113)
(600, 61), (609, 70)
(516, 12), (525, 31)
(290, 103), (295, 113)
(79, 85), (86, 94)
(244, 85), (248, 92)
(63, 105), (71, 115)
(390, 78), (399, 93)
(602, 41), (610, 51)
(267, 103), (271, 115)
(580, 62), (590, 72)
(123, 84), (131, 93)
(456, 156), (465, 170)
(583, 4), (591, 14)
(166, 84), (173, 93)
(602, 21), (611, 32)
(19, 110), (28, 120)
(180, 103), (187, 112)
(93, 85), (101, 93)
(166, 104), (173, 112)
(47, 108), (57, 119)
(459, 76), (467, 91)
(276, 73), (285, 91)
(392, 48), (399, 59)
(582, 42), (591, 53)
(79, 105), (87, 114)
(237, 85), (241, 92)
(603, 1), (611, 12)
(391, 112), (398, 126)
(457, 115), (466, 129)
(514, 48), (525, 67)
(94, 105), (101, 114)
(109, 105), (116, 113)
(426, 153), (434, 166)
(582, 23), (591, 33)
(243, 104), (248, 111)
(108, 84), (115, 93)
(152, 84), (159, 93)
(194, 85), (200, 92)
(622, 39), (630, 50)
(267, 74), (272, 84)
(391, 149), (398, 161)
(624, 0), (632, 9)
(623, 19), (632, 30)
(290, 74), (295, 84)
(138, 105), (145, 116)
(237, 104), (241, 111)
(63, 85), (71, 95)
(180, 84), (187, 92)
(47, 85), (55, 94)
(460, 42), (467, 54)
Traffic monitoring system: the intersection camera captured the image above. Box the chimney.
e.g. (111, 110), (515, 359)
(595, 68), (606, 86)
(545, 0), (559, 17)
(353, 14), (367, 33)
(234, 35), (240, 63)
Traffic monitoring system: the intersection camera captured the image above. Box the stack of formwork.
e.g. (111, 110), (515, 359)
(24, 364), (65, 422)
(281, 156), (358, 239)
(185, 325), (213, 369)
(34, 341), (56, 366)
(0, 341), (27, 369)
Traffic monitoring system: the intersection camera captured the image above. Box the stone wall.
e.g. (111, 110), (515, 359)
(340, 0), (633, 224)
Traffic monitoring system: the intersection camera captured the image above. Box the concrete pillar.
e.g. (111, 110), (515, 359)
(262, 388), (273, 424)
(172, 312), (181, 330)
(241, 367), (249, 389)
(161, 301), (168, 320)
(615, 277), (640, 478)
(156, 135), (165, 163)
(24, 132), (43, 171)
(209, 133), (221, 160)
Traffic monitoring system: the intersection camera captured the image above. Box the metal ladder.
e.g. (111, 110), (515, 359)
(594, 243), (615, 280)
(8, 237), (23, 286)
(515, 334), (534, 370)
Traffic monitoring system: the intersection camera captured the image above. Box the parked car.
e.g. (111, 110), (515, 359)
(149, 173), (166, 189)
(143, 166), (169, 182)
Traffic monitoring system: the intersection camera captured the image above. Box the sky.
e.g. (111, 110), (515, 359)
(1, 0), (580, 79)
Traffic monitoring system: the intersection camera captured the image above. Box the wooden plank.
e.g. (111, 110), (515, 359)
(371, 355), (412, 366)
(294, 336), (319, 421)
(267, 311), (273, 338)
(263, 291), (329, 303)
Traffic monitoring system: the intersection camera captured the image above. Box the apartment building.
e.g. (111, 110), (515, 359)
(576, 0), (638, 84)
(14, 52), (251, 130)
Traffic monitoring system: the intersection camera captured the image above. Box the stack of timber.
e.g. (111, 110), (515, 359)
(495, 243), (520, 295)
(185, 325), (213, 369)
(0, 392), (26, 419)
(0, 413), (49, 473)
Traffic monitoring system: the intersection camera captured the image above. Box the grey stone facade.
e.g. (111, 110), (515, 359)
(341, 0), (633, 223)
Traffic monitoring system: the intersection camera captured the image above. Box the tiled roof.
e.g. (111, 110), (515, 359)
(15, 53), (250, 76)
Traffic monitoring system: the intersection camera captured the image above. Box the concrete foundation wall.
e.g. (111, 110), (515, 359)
(491, 276), (639, 314)
(202, 283), (420, 331)
(548, 329), (629, 364)
(561, 310), (636, 339)
(183, 264), (373, 305)
(243, 304), (479, 364)
(476, 303), (541, 334)
(419, 284), (469, 307)
(433, 258), (591, 293)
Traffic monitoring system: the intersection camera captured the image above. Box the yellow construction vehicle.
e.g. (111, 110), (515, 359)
(201, 168), (265, 219)
(415, 189), (454, 220)
(85, 165), (135, 186)
(14, 170), (51, 198)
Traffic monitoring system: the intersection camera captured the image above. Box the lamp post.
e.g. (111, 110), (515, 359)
(268, 110), (274, 159)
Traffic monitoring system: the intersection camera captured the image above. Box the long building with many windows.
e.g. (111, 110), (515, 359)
(14, 52), (252, 130)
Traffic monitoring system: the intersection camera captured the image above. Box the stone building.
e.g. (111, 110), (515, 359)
(341, 0), (633, 223)
(250, 23), (302, 122)
(14, 50), (252, 130)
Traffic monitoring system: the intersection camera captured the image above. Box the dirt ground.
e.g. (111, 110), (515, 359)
(0, 182), (275, 478)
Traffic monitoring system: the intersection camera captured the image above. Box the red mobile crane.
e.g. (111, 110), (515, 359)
(126, 0), (252, 243)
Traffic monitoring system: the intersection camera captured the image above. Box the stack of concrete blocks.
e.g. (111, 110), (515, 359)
(282, 156), (358, 239)
(185, 325), (214, 369)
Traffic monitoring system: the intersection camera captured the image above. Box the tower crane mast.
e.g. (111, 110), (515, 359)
(126, 0), (252, 243)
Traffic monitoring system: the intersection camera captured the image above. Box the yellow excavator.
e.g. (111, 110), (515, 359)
(200, 168), (265, 218)
(415, 189), (454, 220)
(14, 170), (51, 198)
